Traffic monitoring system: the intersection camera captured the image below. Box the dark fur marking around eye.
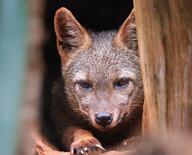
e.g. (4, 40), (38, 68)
(114, 78), (131, 89)
(76, 80), (93, 90)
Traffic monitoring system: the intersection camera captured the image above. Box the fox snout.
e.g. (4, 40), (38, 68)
(88, 109), (120, 131)
(95, 112), (113, 127)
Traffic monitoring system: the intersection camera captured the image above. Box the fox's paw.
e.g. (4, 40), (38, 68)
(70, 137), (105, 155)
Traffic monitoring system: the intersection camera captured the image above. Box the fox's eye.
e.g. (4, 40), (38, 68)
(77, 80), (93, 90)
(114, 78), (130, 89)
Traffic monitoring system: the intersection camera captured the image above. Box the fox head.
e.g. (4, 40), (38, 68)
(54, 7), (143, 131)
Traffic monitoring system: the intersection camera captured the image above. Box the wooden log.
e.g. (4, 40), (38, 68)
(134, 0), (192, 135)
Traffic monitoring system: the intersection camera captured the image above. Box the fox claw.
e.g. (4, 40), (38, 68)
(70, 137), (104, 155)
(95, 144), (106, 151)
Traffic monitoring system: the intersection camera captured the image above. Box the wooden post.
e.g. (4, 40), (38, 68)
(134, 0), (192, 135)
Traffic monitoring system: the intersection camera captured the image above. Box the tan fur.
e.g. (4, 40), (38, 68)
(54, 7), (92, 65)
(113, 9), (137, 51)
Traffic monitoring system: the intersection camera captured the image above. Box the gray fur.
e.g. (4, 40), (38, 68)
(52, 7), (144, 151)
(62, 30), (143, 130)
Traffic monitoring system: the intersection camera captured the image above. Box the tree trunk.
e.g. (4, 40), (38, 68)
(134, 0), (192, 135)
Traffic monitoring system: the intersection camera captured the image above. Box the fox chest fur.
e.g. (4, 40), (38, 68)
(49, 7), (144, 154)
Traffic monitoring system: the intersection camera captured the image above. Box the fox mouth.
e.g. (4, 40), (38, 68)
(95, 126), (113, 131)
(91, 123), (115, 131)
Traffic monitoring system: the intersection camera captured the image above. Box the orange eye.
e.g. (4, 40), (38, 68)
(77, 80), (93, 90)
(114, 78), (130, 89)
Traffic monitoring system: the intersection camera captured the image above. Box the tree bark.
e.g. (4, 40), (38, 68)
(134, 0), (192, 135)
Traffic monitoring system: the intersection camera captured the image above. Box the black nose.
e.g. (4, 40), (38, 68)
(95, 113), (113, 126)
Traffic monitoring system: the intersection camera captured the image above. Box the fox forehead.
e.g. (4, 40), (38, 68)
(64, 31), (140, 80)
(90, 31), (116, 56)
(72, 69), (136, 83)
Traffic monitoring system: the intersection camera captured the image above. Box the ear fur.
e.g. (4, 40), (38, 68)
(113, 9), (137, 51)
(54, 7), (91, 62)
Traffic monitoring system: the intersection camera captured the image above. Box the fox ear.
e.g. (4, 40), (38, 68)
(113, 9), (137, 51)
(54, 7), (91, 62)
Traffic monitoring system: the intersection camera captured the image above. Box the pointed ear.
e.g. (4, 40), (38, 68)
(113, 9), (137, 51)
(54, 7), (91, 62)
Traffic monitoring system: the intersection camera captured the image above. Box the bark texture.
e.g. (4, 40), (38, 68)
(134, 0), (192, 135)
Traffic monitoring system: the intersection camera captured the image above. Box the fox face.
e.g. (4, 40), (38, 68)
(54, 8), (143, 131)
